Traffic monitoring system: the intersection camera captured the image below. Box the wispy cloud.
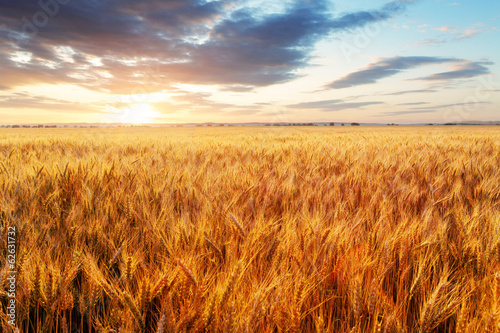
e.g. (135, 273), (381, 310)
(220, 85), (255, 93)
(0, 93), (105, 113)
(224, 109), (261, 116)
(415, 24), (492, 45)
(375, 101), (489, 117)
(376, 110), (435, 116)
(405, 101), (491, 111)
(287, 99), (383, 112)
(397, 102), (429, 105)
(434, 26), (455, 32)
(384, 89), (437, 95)
(413, 61), (492, 81)
(457, 28), (481, 40)
(326, 56), (492, 89)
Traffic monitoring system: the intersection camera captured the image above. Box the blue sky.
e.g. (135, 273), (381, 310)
(0, 0), (498, 124)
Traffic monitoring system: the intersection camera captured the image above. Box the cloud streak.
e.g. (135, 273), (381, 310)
(326, 56), (493, 89)
(0, 93), (106, 113)
(376, 110), (435, 116)
(406, 101), (491, 111)
(384, 89), (437, 95)
(397, 102), (429, 105)
(413, 61), (492, 81)
(415, 24), (490, 46)
(287, 99), (383, 112)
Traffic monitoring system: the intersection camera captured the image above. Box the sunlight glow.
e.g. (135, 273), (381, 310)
(118, 103), (159, 124)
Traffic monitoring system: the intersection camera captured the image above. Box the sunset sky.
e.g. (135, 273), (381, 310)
(0, 0), (499, 124)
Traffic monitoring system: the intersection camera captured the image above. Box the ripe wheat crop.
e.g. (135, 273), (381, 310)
(0, 126), (499, 332)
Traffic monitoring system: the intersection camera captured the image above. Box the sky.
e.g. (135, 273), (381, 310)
(0, 0), (499, 124)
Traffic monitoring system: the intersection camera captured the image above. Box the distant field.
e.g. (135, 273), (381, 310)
(0, 126), (499, 332)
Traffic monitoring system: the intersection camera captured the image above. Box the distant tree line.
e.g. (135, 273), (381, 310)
(1, 125), (59, 128)
(263, 123), (363, 126)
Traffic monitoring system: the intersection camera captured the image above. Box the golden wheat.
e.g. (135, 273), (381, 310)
(0, 126), (499, 332)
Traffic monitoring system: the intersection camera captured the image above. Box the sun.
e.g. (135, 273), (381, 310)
(119, 103), (159, 124)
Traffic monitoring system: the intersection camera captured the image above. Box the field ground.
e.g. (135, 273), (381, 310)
(0, 126), (499, 332)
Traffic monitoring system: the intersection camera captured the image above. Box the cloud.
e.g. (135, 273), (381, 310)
(377, 101), (492, 118)
(457, 29), (480, 40)
(326, 56), (492, 89)
(288, 99), (383, 112)
(434, 26), (455, 32)
(163, 0), (422, 87)
(415, 38), (447, 45)
(326, 56), (457, 89)
(408, 101), (491, 111)
(224, 109), (261, 116)
(211, 1), (333, 49)
(329, 0), (420, 30)
(0, 93), (106, 113)
(149, 90), (263, 116)
(384, 89), (437, 95)
(397, 102), (429, 105)
(415, 24), (490, 45)
(220, 85), (255, 93)
(170, 91), (233, 113)
(413, 61), (492, 81)
(377, 110), (435, 116)
(375, 101), (493, 118)
(0, 0), (421, 93)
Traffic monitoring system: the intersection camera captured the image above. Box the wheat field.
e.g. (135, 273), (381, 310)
(0, 126), (499, 332)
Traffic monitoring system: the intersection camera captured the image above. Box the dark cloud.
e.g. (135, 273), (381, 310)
(211, 1), (333, 48)
(0, 0), (420, 92)
(326, 56), (459, 89)
(144, 1), (223, 31)
(329, 0), (418, 30)
(288, 99), (383, 112)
